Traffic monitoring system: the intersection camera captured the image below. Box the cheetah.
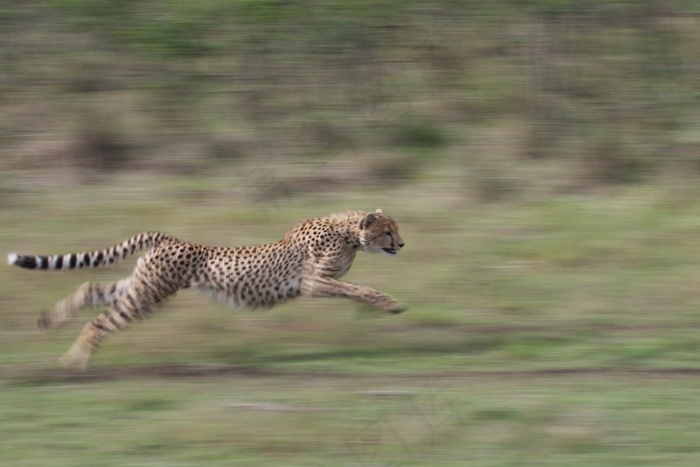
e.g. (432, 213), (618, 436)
(7, 209), (405, 369)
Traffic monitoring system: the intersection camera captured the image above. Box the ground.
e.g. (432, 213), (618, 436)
(3, 173), (700, 465)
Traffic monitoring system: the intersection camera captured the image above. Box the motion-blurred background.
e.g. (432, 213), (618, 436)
(3, 1), (700, 465)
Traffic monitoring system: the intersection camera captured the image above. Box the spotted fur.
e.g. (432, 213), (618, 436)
(8, 209), (405, 369)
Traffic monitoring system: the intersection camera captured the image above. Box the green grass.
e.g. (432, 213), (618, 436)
(3, 1), (700, 192)
(3, 2), (700, 463)
(4, 374), (700, 466)
(4, 174), (700, 465)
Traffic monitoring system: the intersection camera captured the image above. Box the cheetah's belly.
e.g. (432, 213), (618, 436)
(197, 276), (303, 311)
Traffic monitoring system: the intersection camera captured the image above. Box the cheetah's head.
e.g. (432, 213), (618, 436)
(359, 209), (404, 256)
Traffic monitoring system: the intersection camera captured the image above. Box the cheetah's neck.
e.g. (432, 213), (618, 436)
(327, 210), (369, 249)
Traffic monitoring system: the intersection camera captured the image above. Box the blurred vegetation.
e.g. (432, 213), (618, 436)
(2, 0), (700, 200)
(4, 2), (700, 465)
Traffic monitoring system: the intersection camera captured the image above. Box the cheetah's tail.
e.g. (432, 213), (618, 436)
(7, 232), (174, 271)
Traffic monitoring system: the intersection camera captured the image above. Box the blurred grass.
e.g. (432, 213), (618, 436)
(4, 175), (700, 465)
(3, 1), (700, 193)
(5, 375), (700, 466)
(3, 0), (700, 465)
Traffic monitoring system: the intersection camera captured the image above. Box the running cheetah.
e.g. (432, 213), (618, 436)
(7, 209), (405, 369)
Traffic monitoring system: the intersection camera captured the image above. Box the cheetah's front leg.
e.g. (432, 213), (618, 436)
(301, 277), (405, 314)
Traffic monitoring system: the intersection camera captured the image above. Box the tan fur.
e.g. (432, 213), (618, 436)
(12, 209), (405, 369)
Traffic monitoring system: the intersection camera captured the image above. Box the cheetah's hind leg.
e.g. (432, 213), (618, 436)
(37, 279), (131, 330)
(59, 271), (180, 370)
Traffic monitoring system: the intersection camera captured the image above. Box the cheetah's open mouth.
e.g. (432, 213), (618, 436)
(382, 248), (397, 256)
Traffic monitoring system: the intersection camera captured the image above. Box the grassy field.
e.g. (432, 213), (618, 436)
(3, 170), (700, 465)
(3, 2), (700, 465)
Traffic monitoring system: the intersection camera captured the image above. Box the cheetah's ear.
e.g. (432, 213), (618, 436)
(361, 213), (376, 229)
(375, 208), (383, 215)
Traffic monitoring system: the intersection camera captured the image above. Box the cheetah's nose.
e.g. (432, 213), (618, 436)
(397, 242), (405, 248)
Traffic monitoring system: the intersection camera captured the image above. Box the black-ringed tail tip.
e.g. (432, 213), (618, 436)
(8, 252), (42, 269)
